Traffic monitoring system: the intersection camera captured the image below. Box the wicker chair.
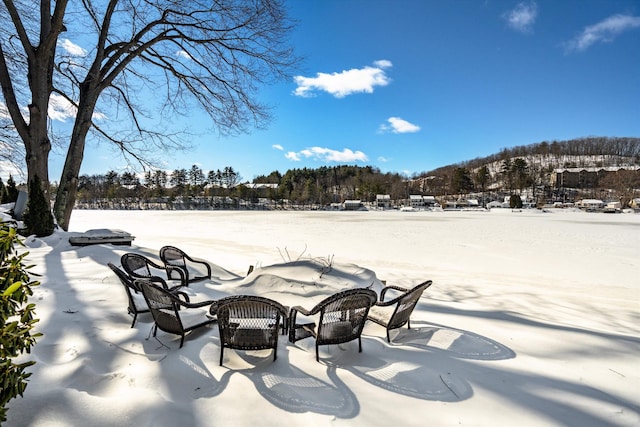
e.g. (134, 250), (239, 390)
(137, 279), (216, 348)
(288, 289), (377, 361)
(121, 253), (186, 290)
(107, 262), (150, 327)
(367, 280), (433, 342)
(159, 245), (212, 284)
(215, 295), (288, 366)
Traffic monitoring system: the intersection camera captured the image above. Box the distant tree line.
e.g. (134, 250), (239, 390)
(56, 137), (640, 209)
(75, 166), (241, 202)
(74, 164), (411, 207)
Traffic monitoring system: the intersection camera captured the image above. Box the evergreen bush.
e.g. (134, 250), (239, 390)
(4, 176), (18, 204)
(0, 179), (6, 204)
(0, 223), (41, 423)
(509, 194), (523, 209)
(23, 175), (55, 237)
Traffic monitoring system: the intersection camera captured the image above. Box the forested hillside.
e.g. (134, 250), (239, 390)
(67, 136), (639, 209)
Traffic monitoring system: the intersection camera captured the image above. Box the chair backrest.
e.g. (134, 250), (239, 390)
(159, 246), (186, 267)
(108, 261), (135, 289)
(121, 253), (169, 281)
(316, 289), (377, 346)
(121, 253), (153, 277)
(138, 279), (183, 334)
(216, 296), (286, 350)
(387, 281), (432, 330)
(108, 262), (139, 307)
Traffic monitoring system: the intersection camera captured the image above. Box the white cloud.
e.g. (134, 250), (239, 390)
(47, 94), (106, 122)
(285, 147), (368, 163)
(48, 94), (76, 121)
(378, 156), (390, 163)
(373, 59), (392, 68)
(503, 1), (538, 34)
(285, 151), (300, 161)
(379, 117), (421, 134)
(272, 144), (284, 151)
(58, 38), (87, 56)
(176, 50), (193, 60)
(293, 60), (392, 98)
(565, 14), (640, 52)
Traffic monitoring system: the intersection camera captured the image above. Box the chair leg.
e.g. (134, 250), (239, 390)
(358, 336), (362, 353)
(179, 334), (185, 348)
(315, 342), (319, 362)
(130, 313), (137, 328)
(219, 347), (224, 366)
(386, 330), (391, 343)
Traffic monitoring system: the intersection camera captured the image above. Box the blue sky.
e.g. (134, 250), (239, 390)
(7, 0), (640, 183)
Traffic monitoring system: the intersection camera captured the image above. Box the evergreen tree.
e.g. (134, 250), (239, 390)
(509, 194), (523, 209)
(0, 178), (7, 204)
(5, 175), (18, 203)
(452, 167), (474, 195)
(475, 165), (490, 207)
(23, 175), (55, 237)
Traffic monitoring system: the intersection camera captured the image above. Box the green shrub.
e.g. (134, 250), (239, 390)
(0, 223), (41, 423)
(509, 194), (523, 209)
(23, 175), (55, 237)
(2, 176), (18, 204)
(0, 179), (6, 204)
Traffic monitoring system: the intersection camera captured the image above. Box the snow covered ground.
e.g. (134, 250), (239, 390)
(5, 208), (640, 426)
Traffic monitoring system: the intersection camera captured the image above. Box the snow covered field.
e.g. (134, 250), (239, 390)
(5, 208), (640, 426)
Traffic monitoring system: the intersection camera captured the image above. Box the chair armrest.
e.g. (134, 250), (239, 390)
(200, 260), (212, 278)
(165, 265), (187, 285)
(181, 299), (216, 309)
(380, 285), (408, 302)
(146, 258), (166, 270)
(288, 306), (316, 343)
(289, 305), (313, 317)
(173, 290), (191, 303)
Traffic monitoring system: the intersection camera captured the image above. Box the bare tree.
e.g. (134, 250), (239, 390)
(0, 0), (297, 230)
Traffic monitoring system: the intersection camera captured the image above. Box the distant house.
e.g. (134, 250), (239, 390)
(343, 200), (363, 211)
(423, 195), (438, 207)
(376, 194), (391, 209)
(603, 201), (621, 213)
(409, 195), (424, 208)
(576, 199), (604, 211)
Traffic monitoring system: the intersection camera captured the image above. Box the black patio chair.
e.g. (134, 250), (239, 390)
(367, 280), (433, 342)
(288, 288), (377, 361)
(159, 245), (212, 284)
(215, 295), (288, 366)
(137, 279), (216, 348)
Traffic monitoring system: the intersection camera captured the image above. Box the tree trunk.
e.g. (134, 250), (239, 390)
(25, 105), (52, 206)
(53, 87), (97, 231)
